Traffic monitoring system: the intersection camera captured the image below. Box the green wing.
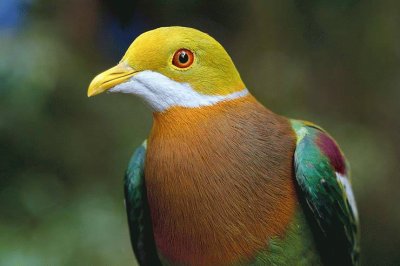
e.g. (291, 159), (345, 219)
(291, 120), (360, 266)
(124, 141), (161, 266)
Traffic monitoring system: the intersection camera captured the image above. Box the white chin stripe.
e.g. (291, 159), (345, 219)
(109, 70), (249, 112)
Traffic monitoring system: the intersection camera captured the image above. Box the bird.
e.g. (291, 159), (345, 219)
(87, 26), (360, 266)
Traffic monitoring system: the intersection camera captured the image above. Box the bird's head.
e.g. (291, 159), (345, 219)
(87, 26), (248, 112)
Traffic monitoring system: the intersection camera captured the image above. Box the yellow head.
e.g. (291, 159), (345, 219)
(88, 26), (247, 112)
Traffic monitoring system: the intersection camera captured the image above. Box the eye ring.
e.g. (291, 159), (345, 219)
(172, 49), (194, 69)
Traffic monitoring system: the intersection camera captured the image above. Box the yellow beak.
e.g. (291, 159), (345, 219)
(87, 62), (137, 97)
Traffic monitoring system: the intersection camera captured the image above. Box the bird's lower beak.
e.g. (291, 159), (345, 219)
(87, 62), (137, 97)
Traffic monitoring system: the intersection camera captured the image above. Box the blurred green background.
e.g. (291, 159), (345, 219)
(1, 0), (399, 265)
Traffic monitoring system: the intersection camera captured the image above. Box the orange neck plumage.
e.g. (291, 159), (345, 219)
(145, 95), (297, 266)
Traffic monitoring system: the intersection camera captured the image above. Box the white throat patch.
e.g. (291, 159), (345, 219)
(109, 71), (249, 112)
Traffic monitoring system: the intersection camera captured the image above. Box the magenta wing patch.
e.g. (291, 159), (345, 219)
(316, 132), (346, 175)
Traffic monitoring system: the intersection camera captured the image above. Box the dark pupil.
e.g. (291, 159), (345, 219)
(179, 51), (189, 63)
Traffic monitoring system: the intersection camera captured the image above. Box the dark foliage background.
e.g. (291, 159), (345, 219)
(1, 0), (399, 265)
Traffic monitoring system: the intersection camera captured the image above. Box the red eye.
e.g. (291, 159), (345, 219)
(172, 49), (194, 68)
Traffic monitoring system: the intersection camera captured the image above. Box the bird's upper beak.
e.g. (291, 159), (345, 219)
(87, 62), (137, 97)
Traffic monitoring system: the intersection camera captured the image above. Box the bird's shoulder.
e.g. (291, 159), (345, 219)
(290, 119), (360, 265)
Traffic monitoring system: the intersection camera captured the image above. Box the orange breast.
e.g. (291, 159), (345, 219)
(145, 96), (297, 266)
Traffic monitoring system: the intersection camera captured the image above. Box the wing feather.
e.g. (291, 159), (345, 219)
(124, 141), (161, 266)
(292, 120), (360, 265)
